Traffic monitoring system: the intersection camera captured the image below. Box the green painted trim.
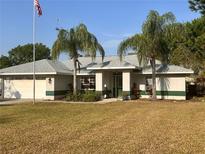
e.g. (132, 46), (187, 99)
(46, 90), (70, 96)
(140, 90), (186, 96)
(140, 91), (147, 95)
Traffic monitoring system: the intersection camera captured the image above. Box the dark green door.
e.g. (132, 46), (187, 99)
(113, 73), (122, 97)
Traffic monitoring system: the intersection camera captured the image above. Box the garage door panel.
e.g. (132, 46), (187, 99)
(4, 80), (46, 99)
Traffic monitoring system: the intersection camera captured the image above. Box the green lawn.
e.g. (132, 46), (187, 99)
(1, 101), (205, 153)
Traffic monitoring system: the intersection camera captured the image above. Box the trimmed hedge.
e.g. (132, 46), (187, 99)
(65, 91), (101, 102)
(65, 92), (82, 101)
(82, 91), (101, 102)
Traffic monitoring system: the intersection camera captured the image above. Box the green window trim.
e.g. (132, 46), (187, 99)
(140, 90), (186, 96)
(46, 90), (71, 96)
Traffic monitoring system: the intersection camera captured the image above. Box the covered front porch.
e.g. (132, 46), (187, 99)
(95, 70), (141, 99)
(94, 70), (188, 100)
(81, 58), (191, 100)
(85, 57), (142, 99)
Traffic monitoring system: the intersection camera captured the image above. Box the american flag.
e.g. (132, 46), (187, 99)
(34, 0), (42, 16)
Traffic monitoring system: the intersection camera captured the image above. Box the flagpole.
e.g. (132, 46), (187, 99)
(33, 0), (36, 104)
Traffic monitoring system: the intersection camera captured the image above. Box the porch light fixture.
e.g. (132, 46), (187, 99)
(104, 84), (107, 98)
(48, 78), (52, 84)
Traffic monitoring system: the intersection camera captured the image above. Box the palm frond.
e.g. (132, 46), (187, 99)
(51, 40), (61, 59)
(74, 23), (105, 61)
(97, 43), (105, 61)
(117, 34), (139, 61)
(52, 29), (71, 60)
(52, 23), (104, 62)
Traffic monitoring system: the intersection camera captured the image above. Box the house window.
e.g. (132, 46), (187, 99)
(80, 76), (95, 90)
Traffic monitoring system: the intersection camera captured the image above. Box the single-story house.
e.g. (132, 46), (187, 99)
(0, 54), (193, 100)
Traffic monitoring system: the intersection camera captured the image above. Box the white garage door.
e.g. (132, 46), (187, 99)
(4, 79), (46, 99)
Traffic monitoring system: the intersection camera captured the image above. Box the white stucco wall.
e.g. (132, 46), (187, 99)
(54, 75), (72, 91)
(2, 75), (73, 100)
(122, 71), (131, 92)
(156, 76), (186, 100)
(137, 74), (186, 100)
(46, 75), (72, 100)
(1, 71), (188, 101)
(95, 72), (103, 91)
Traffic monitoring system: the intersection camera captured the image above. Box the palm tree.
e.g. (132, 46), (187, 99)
(52, 23), (104, 94)
(118, 10), (175, 99)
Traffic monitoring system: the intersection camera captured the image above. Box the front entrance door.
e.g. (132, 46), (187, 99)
(113, 73), (122, 97)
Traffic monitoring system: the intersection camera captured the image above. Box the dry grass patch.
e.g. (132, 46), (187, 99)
(0, 101), (205, 153)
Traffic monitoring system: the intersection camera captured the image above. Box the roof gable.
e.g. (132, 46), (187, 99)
(0, 59), (72, 75)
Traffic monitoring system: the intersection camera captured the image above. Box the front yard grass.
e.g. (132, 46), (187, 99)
(1, 101), (205, 153)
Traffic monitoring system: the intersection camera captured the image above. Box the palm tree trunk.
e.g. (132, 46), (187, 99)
(151, 58), (157, 99)
(73, 57), (77, 94)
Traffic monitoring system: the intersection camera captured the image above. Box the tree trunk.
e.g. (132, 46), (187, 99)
(151, 58), (157, 99)
(73, 57), (77, 94)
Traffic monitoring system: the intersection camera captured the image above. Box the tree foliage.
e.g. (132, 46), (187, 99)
(0, 43), (50, 69)
(189, 0), (205, 15)
(118, 10), (176, 99)
(167, 16), (205, 73)
(0, 55), (11, 69)
(8, 43), (50, 66)
(52, 23), (104, 94)
(118, 11), (175, 63)
(52, 24), (104, 61)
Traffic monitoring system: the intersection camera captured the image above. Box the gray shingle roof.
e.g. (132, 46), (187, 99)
(68, 55), (192, 74)
(142, 64), (194, 74)
(0, 59), (72, 75)
(0, 55), (194, 75)
(86, 58), (138, 70)
(63, 55), (149, 74)
(63, 55), (161, 69)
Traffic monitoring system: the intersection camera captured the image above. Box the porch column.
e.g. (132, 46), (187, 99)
(122, 71), (131, 98)
(95, 72), (103, 93)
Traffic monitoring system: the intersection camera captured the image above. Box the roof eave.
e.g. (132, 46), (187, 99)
(77, 72), (95, 76)
(56, 72), (73, 75)
(87, 66), (137, 70)
(0, 72), (57, 76)
(141, 71), (194, 75)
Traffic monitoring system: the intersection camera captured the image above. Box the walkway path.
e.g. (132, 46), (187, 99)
(0, 98), (120, 105)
